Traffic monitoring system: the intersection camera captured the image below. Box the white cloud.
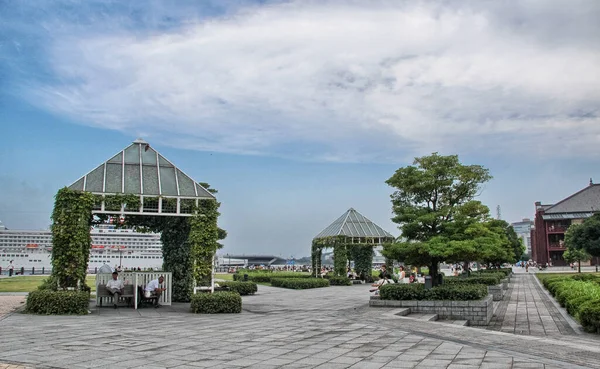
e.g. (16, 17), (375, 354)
(27, 0), (600, 161)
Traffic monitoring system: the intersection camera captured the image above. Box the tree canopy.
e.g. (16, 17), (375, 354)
(382, 153), (494, 285)
(564, 214), (600, 257)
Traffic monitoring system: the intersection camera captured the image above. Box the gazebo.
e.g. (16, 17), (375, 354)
(69, 138), (215, 215)
(312, 208), (395, 280)
(49, 139), (221, 305)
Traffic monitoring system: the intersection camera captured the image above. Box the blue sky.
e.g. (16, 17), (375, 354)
(1, 0), (599, 258)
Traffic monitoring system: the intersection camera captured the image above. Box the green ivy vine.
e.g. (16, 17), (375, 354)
(190, 199), (221, 287)
(50, 187), (95, 290)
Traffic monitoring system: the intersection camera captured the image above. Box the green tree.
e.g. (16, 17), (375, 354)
(485, 220), (524, 265)
(565, 215), (600, 257)
(383, 153), (492, 286)
(563, 247), (591, 273)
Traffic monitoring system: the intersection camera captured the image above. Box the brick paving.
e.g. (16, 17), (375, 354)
(485, 271), (575, 336)
(0, 296), (25, 319)
(1, 269), (600, 368)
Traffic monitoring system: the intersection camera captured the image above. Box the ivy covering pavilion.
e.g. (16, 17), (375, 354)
(49, 139), (222, 302)
(312, 208), (395, 280)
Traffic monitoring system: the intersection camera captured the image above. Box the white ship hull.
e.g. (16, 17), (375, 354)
(1, 224), (164, 273)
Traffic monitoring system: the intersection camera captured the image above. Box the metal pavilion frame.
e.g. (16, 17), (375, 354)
(312, 208), (395, 277)
(69, 138), (215, 217)
(67, 139), (219, 304)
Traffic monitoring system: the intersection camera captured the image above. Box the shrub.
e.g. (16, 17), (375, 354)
(218, 281), (258, 295)
(233, 271), (312, 283)
(578, 299), (600, 334)
(540, 275), (600, 334)
(271, 278), (329, 289)
(444, 276), (501, 286)
(379, 284), (425, 300)
(327, 277), (352, 286)
(426, 284), (488, 300)
(477, 269), (511, 277)
(26, 290), (90, 315)
(379, 283), (487, 301)
(190, 291), (242, 314)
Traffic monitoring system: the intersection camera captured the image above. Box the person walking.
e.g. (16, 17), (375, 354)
(8, 260), (14, 277)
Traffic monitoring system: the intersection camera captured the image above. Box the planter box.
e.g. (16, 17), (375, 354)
(369, 295), (493, 326)
(501, 278), (509, 290)
(488, 284), (504, 301)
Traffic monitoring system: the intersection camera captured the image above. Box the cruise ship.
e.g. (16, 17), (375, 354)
(0, 220), (163, 272)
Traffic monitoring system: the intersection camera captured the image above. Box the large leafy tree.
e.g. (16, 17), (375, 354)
(565, 215), (600, 257)
(382, 153), (492, 286)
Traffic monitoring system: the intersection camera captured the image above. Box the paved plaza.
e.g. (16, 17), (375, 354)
(1, 269), (600, 368)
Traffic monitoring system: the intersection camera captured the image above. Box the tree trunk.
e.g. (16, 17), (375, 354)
(578, 259), (581, 273)
(463, 261), (470, 276)
(430, 261), (440, 287)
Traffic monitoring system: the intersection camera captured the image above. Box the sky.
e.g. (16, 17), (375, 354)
(1, 0), (599, 258)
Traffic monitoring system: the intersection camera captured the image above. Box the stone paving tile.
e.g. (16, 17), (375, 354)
(0, 296), (26, 319)
(2, 271), (600, 369)
(484, 272), (575, 337)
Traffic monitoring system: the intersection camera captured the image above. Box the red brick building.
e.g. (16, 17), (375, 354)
(531, 182), (600, 266)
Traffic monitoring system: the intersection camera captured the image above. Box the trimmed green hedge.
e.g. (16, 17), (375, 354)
(327, 276), (352, 286)
(233, 271), (312, 283)
(26, 290), (90, 315)
(219, 281), (258, 295)
(444, 276), (502, 286)
(271, 278), (330, 289)
(190, 291), (242, 314)
(379, 284), (488, 301)
(540, 275), (600, 333)
(475, 268), (512, 278)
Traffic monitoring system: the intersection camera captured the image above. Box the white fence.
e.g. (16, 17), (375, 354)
(95, 272), (172, 308)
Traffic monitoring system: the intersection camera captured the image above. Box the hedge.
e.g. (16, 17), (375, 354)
(218, 281), (258, 295)
(233, 271), (312, 283)
(271, 278), (330, 289)
(190, 291), (242, 314)
(327, 276), (352, 286)
(26, 290), (90, 315)
(539, 275), (600, 333)
(444, 276), (502, 286)
(477, 268), (511, 277)
(379, 284), (487, 301)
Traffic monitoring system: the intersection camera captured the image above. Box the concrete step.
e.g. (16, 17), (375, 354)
(381, 308), (411, 318)
(446, 320), (469, 326)
(408, 313), (438, 321)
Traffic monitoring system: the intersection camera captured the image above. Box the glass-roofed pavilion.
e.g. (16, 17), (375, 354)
(69, 138), (215, 216)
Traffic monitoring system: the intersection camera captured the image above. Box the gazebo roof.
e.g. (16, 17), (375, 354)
(68, 139), (214, 216)
(314, 208), (394, 240)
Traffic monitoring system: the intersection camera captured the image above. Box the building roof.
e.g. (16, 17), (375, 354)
(544, 184), (600, 214)
(69, 139), (214, 200)
(314, 208), (394, 240)
(542, 212), (595, 220)
(68, 139), (215, 216)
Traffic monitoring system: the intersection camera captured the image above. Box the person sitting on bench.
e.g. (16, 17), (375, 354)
(106, 271), (125, 309)
(145, 276), (166, 307)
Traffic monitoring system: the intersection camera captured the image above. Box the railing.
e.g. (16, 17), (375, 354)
(95, 272), (172, 308)
(548, 242), (565, 249)
(547, 225), (568, 233)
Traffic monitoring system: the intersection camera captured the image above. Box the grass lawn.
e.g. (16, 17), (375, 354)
(215, 273), (234, 281)
(0, 275), (97, 293)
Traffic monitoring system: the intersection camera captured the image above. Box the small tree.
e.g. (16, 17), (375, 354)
(563, 247), (591, 273)
(383, 153), (492, 286)
(565, 215), (600, 258)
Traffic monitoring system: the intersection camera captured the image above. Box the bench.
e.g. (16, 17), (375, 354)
(137, 285), (160, 307)
(97, 284), (135, 307)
